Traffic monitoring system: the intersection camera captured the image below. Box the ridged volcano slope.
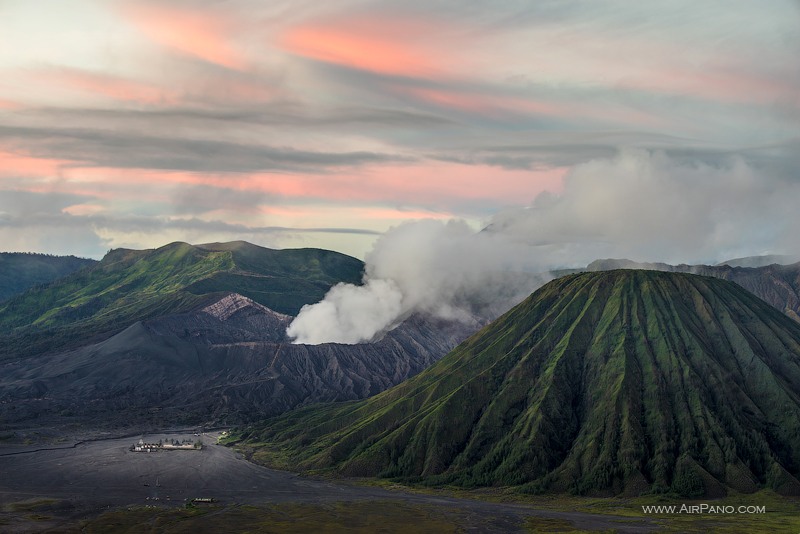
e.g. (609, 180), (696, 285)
(581, 258), (800, 323)
(0, 241), (362, 358)
(239, 270), (800, 497)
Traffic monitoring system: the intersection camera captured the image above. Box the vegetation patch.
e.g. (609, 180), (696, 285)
(75, 501), (495, 533)
(6, 498), (60, 512)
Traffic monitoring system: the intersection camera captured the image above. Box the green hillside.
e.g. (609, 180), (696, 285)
(0, 241), (363, 358)
(0, 252), (96, 302)
(235, 270), (800, 497)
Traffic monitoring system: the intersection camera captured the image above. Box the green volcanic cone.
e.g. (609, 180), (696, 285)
(241, 270), (800, 497)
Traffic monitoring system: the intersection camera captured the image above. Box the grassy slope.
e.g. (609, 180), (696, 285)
(235, 270), (800, 497)
(0, 241), (362, 358)
(0, 253), (96, 302)
(187, 241), (363, 316)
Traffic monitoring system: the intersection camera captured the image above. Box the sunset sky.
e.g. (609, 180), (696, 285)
(1, 0), (798, 259)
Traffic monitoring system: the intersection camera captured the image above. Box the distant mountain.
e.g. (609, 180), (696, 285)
(716, 254), (800, 268)
(0, 293), (478, 429)
(0, 252), (96, 302)
(0, 241), (363, 359)
(585, 258), (676, 272)
(236, 271), (800, 497)
(582, 259), (800, 323)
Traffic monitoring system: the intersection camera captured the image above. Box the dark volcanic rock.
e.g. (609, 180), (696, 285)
(150, 293), (293, 344)
(0, 293), (478, 429)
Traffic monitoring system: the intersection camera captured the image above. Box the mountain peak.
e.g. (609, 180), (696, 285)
(242, 270), (800, 497)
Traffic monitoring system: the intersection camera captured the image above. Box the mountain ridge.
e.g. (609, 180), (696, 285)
(0, 241), (363, 359)
(716, 254), (800, 268)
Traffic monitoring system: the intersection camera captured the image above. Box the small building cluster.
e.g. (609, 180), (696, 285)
(133, 439), (160, 452)
(132, 437), (202, 452)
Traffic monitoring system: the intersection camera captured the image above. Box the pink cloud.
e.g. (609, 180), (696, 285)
(627, 64), (800, 109)
(262, 205), (454, 222)
(398, 86), (569, 118)
(281, 14), (458, 78)
(170, 162), (565, 209)
(0, 150), (69, 177)
(357, 162), (566, 207)
(2, 145), (565, 217)
(61, 204), (106, 216)
(0, 151), (158, 201)
(120, 2), (247, 70)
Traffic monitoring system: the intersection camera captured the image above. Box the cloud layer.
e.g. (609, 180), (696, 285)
(1, 1), (797, 258)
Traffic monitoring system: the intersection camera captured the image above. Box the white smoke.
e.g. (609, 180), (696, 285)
(286, 278), (404, 344)
(287, 219), (549, 344)
(288, 148), (800, 344)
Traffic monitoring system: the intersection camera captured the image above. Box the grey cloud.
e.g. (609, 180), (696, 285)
(0, 124), (409, 173)
(26, 104), (454, 131)
(323, 107), (454, 127)
(488, 148), (800, 265)
(0, 223), (107, 257)
(0, 190), (93, 216)
(170, 185), (274, 215)
(430, 135), (800, 176)
(0, 210), (380, 236)
(429, 144), (615, 170)
(391, 0), (800, 43)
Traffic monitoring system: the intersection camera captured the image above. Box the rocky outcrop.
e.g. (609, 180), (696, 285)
(149, 293), (293, 344)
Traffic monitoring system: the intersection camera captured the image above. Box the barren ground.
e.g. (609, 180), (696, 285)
(0, 430), (656, 532)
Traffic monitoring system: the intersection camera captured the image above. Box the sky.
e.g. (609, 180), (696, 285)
(0, 0), (798, 261)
